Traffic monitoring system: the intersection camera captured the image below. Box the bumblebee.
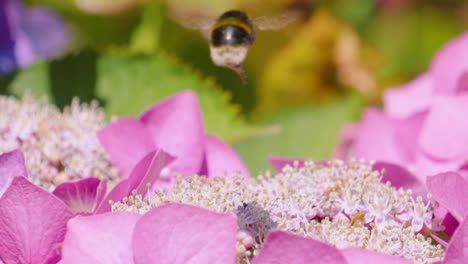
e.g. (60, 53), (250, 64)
(173, 9), (299, 82)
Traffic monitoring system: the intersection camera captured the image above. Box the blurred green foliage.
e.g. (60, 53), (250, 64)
(2, 0), (467, 173)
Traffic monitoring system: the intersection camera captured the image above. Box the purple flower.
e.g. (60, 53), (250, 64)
(98, 90), (250, 186)
(0, 0), (70, 74)
(336, 32), (468, 183)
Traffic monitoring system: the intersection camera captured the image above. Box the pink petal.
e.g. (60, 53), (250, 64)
(341, 248), (411, 264)
(53, 177), (107, 215)
(372, 162), (426, 197)
(252, 231), (347, 264)
(460, 163), (468, 171)
(333, 123), (358, 159)
(268, 156), (306, 172)
(419, 95), (468, 161)
(0, 149), (27, 197)
(139, 90), (205, 175)
(132, 203), (238, 264)
(95, 178), (130, 214)
(201, 134), (250, 179)
(430, 32), (468, 94)
(414, 153), (465, 184)
(98, 117), (156, 178)
(61, 212), (140, 264)
(352, 108), (414, 165)
(393, 112), (427, 163)
(442, 213), (459, 237)
(0, 177), (73, 263)
(95, 150), (174, 213)
(443, 216), (468, 263)
(383, 73), (434, 118)
(426, 172), (468, 222)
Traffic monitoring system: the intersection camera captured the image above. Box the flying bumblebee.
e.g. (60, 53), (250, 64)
(173, 9), (300, 82)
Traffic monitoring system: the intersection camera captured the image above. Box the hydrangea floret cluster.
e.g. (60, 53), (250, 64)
(112, 159), (445, 263)
(0, 94), (119, 190)
(335, 32), (468, 183)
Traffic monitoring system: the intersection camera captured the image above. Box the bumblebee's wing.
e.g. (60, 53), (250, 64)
(169, 12), (214, 40)
(252, 11), (300, 30)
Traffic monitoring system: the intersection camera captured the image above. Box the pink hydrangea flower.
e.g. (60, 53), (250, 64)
(61, 202), (412, 264)
(0, 147), (175, 215)
(427, 171), (468, 237)
(98, 90), (250, 185)
(0, 148), (108, 215)
(0, 148), (27, 197)
(426, 171), (468, 263)
(94, 149), (175, 213)
(268, 157), (427, 198)
(61, 203), (238, 263)
(335, 32), (468, 183)
(0, 177), (73, 263)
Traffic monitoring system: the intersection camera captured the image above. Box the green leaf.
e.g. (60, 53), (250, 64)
(7, 51), (267, 144)
(96, 51), (265, 143)
(8, 62), (51, 99)
(234, 94), (366, 174)
(8, 52), (98, 108)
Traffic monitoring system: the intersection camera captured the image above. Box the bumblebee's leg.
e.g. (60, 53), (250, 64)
(232, 64), (247, 84)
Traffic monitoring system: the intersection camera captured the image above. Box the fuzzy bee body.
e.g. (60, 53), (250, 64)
(211, 10), (256, 47)
(209, 10), (256, 82)
(172, 9), (299, 82)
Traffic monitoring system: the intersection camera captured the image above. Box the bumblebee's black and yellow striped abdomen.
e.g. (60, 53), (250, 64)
(210, 10), (255, 47)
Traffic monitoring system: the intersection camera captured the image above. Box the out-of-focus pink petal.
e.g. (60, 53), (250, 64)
(442, 213), (459, 237)
(393, 112), (427, 163)
(0, 177), (73, 264)
(460, 163), (468, 171)
(352, 108), (410, 165)
(341, 248), (411, 264)
(98, 117), (155, 178)
(0, 149), (27, 197)
(426, 172), (468, 222)
(430, 32), (468, 94)
(268, 156), (305, 172)
(201, 134), (250, 179)
(61, 212), (140, 264)
(333, 123), (358, 159)
(442, 216), (468, 263)
(414, 154), (464, 184)
(383, 73), (434, 118)
(140, 90), (204, 176)
(252, 231), (347, 264)
(373, 162), (426, 197)
(132, 203), (237, 264)
(53, 177), (107, 215)
(456, 170), (468, 185)
(95, 150), (173, 213)
(419, 95), (468, 161)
